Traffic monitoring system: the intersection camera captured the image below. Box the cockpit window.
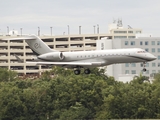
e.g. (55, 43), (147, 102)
(137, 51), (146, 53)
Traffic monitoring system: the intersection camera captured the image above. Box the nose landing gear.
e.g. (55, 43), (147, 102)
(142, 62), (147, 72)
(143, 68), (147, 72)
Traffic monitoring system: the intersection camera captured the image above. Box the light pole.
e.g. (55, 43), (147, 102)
(67, 25), (69, 35)
(7, 26), (9, 35)
(93, 25), (95, 34)
(50, 27), (52, 36)
(97, 24), (99, 34)
(79, 26), (81, 34)
(38, 27), (40, 36)
(20, 28), (22, 36)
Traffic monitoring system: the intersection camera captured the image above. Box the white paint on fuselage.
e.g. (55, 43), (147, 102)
(36, 48), (156, 68)
(60, 48), (156, 65)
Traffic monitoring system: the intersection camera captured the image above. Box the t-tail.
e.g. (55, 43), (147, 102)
(4, 35), (58, 55)
(24, 35), (57, 55)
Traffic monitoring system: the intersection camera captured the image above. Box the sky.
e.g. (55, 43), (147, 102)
(0, 0), (160, 36)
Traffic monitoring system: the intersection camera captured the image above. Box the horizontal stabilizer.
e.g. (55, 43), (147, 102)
(14, 54), (23, 63)
(26, 62), (102, 66)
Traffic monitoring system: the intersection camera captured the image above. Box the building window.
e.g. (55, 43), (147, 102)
(114, 36), (127, 39)
(145, 41), (148, 45)
(125, 63), (129, 67)
(152, 48), (155, 53)
(140, 41), (143, 45)
(158, 63), (160, 67)
(158, 48), (160, 52)
(125, 70), (129, 74)
(152, 63), (156, 67)
(152, 41), (155, 45)
(146, 63), (149, 67)
(131, 63), (136, 67)
(131, 41), (135, 45)
(128, 36), (135, 38)
(114, 31), (127, 33)
(131, 70), (136, 74)
(152, 70), (156, 73)
(158, 56), (160, 60)
(157, 41), (160, 45)
(128, 31), (133, 33)
(146, 70), (149, 74)
(125, 41), (128, 45)
(145, 48), (149, 52)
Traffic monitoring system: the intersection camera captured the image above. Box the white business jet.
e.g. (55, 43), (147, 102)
(6, 35), (156, 75)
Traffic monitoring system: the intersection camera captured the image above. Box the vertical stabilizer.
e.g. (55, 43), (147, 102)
(3, 35), (58, 55)
(25, 35), (56, 55)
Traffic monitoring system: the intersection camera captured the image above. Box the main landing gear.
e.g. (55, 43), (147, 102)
(74, 68), (91, 75)
(142, 62), (147, 72)
(84, 69), (91, 74)
(74, 69), (81, 75)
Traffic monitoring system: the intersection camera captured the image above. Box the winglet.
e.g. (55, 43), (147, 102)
(14, 54), (23, 63)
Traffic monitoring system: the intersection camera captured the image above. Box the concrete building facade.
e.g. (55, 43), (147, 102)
(97, 37), (159, 82)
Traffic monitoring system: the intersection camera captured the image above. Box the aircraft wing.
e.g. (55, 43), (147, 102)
(26, 61), (102, 66)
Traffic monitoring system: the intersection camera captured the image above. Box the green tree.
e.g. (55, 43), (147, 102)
(0, 68), (17, 82)
(47, 72), (109, 119)
(132, 73), (150, 84)
(1, 66), (160, 119)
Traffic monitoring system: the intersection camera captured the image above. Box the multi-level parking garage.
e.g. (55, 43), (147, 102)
(0, 22), (142, 76)
(0, 34), (112, 76)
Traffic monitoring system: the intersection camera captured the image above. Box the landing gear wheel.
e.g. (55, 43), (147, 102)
(143, 68), (147, 72)
(84, 69), (91, 74)
(74, 69), (81, 75)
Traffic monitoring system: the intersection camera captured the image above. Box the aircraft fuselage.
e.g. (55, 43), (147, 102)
(37, 48), (156, 67)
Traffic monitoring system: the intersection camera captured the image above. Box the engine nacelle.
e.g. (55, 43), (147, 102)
(38, 52), (65, 61)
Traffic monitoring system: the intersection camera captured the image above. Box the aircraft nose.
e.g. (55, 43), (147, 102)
(152, 55), (157, 60)
(145, 53), (157, 61)
(149, 54), (157, 61)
